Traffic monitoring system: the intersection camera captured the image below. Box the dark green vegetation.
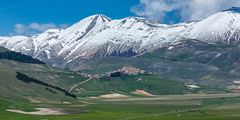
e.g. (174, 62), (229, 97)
(77, 39), (240, 88)
(0, 47), (44, 64)
(16, 72), (77, 98)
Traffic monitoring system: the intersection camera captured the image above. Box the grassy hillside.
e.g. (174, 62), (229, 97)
(0, 59), (86, 102)
(72, 74), (224, 97)
(0, 47), (87, 102)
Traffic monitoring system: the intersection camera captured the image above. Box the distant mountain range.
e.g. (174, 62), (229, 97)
(1, 7), (240, 69)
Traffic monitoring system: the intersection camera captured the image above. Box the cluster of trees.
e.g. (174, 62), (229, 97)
(0, 51), (44, 64)
(16, 72), (77, 98)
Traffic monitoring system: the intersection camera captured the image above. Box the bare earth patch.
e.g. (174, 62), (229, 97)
(103, 93), (240, 102)
(27, 97), (46, 103)
(99, 93), (129, 99)
(131, 90), (154, 96)
(6, 108), (67, 115)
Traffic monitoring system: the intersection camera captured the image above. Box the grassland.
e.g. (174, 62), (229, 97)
(1, 94), (240, 120)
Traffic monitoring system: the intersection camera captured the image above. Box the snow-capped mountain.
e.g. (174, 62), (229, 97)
(186, 7), (240, 44)
(1, 7), (240, 69)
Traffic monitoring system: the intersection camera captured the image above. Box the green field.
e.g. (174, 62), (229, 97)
(1, 94), (240, 120)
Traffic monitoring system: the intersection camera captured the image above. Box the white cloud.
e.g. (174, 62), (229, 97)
(14, 23), (69, 36)
(14, 24), (27, 35)
(131, 0), (240, 23)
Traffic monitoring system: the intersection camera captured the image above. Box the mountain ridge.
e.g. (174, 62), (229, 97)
(1, 8), (240, 69)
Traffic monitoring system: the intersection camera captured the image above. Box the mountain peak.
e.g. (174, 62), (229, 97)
(85, 14), (112, 22)
(58, 14), (111, 39)
(97, 14), (112, 21)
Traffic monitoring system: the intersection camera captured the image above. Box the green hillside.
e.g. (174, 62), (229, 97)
(0, 47), (87, 102)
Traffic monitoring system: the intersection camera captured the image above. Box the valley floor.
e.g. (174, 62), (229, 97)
(1, 93), (240, 120)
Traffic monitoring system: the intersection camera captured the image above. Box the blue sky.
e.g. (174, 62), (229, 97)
(0, 0), (239, 36)
(0, 0), (139, 35)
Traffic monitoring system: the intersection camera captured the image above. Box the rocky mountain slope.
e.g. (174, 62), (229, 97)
(1, 7), (240, 69)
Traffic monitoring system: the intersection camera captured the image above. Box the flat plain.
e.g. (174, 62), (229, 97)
(1, 93), (240, 120)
